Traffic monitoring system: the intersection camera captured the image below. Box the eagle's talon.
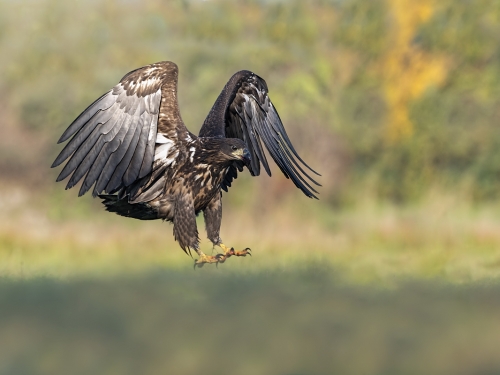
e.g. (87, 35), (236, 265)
(193, 244), (251, 269)
(215, 254), (227, 264)
(221, 245), (251, 258)
(232, 248), (251, 257)
(219, 243), (251, 258)
(194, 253), (223, 268)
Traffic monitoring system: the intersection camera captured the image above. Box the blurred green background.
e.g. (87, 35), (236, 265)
(1, 0), (500, 374)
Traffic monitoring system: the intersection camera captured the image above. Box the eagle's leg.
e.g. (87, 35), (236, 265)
(174, 195), (221, 268)
(202, 194), (251, 265)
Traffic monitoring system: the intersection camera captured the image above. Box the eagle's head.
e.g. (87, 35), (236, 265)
(221, 138), (251, 167)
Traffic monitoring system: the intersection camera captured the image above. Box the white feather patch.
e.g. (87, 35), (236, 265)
(156, 133), (171, 144)
(154, 135), (179, 168)
(189, 146), (196, 163)
(155, 140), (174, 161)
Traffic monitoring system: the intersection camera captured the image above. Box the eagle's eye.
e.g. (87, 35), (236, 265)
(231, 145), (238, 151)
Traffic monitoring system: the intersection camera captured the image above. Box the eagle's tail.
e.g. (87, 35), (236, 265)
(98, 194), (158, 220)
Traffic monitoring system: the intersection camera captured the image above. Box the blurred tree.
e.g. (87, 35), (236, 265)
(381, 0), (447, 142)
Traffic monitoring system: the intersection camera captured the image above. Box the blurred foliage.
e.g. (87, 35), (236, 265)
(0, 0), (499, 203)
(381, 0), (447, 141)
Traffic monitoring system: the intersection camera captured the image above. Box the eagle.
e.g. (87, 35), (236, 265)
(52, 61), (320, 267)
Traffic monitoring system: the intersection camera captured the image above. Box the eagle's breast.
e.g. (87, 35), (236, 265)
(191, 162), (226, 211)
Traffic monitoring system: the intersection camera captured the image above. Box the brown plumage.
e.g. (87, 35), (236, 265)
(52, 61), (320, 265)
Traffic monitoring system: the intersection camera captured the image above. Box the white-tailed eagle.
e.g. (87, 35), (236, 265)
(52, 61), (320, 267)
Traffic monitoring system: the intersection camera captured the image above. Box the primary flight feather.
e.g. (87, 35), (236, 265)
(52, 61), (320, 266)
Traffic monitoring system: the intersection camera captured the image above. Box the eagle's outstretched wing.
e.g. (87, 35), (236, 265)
(52, 61), (192, 197)
(199, 70), (320, 198)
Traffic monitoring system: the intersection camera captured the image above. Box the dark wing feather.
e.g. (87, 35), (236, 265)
(220, 161), (244, 192)
(200, 71), (320, 198)
(52, 61), (191, 197)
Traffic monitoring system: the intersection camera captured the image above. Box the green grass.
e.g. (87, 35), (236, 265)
(2, 185), (500, 283)
(2, 270), (500, 375)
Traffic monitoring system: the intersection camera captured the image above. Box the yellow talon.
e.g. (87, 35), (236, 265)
(194, 252), (223, 269)
(220, 243), (231, 254)
(193, 245), (251, 269)
(219, 243), (252, 258)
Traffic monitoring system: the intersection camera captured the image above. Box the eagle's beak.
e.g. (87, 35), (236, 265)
(241, 149), (251, 167)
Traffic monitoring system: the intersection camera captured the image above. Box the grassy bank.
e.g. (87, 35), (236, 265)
(1, 185), (500, 283)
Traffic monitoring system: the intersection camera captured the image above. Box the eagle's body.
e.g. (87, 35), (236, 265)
(52, 61), (319, 266)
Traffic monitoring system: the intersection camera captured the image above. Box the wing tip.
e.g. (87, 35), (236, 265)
(52, 152), (69, 169)
(305, 190), (319, 200)
(78, 184), (87, 197)
(57, 134), (68, 144)
(307, 167), (322, 177)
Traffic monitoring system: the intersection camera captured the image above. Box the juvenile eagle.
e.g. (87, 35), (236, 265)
(52, 61), (320, 267)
